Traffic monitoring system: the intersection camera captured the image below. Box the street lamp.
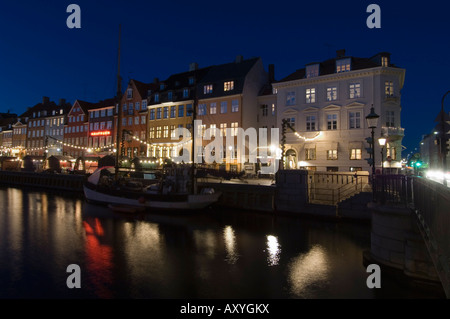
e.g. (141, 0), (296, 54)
(366, 106), (380, 177)
(378, 136), (387, 175)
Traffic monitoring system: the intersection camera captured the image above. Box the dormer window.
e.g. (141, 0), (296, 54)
(189, 77), (195, 85)
(336, 58), (351, 73)
(168, 91), (173, 100)
(204, 84), (213, 94)
(183, 88), (189, 98)
(154, 93), (159, 103)
(160, 84), (165, 90)
(381, 56), (389, 67)
(127, 88), (133, 99)
(52, 110), (56, 115)
(224, 81), (234, 91)
(306, 64), (319, 78)
(60, 109), (63, 114)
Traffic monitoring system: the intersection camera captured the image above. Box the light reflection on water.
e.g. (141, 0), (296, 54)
(0, 187), (441, 299)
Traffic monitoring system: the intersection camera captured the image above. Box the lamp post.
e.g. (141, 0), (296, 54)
(366, 106), (380, 201)
(378, 136), (387, 175)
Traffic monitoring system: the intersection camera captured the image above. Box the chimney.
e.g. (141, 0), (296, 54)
(189, 62), (198, 71)
(59, 98), (66, 106)
(42, 96), (50, 104)
(235, 55), (243, 63)
(336, 49), (346, 58)
(268, 64), (275, 83)
(153, 77), (159, 84)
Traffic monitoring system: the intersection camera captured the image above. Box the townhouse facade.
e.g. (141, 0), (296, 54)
(63, 100), (92, 158)
(196, 56), (269, 171)
(87, 98), (116, 153)
(272, 50), (405, 173)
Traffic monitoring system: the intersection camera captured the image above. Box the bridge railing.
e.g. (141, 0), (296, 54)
(373, 174), (413, 206)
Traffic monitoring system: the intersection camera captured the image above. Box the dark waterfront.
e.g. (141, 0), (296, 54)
(0, 187), (441, 299)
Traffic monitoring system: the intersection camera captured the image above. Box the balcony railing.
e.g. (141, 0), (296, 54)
(381, 126), (405, 138)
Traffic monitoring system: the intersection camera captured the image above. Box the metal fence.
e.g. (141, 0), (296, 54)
(373, 174), (413, 206)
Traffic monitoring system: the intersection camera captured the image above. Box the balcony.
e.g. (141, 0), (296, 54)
(381, 126), (405, 141)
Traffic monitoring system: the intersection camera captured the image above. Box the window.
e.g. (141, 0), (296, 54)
(100, 122), (105, 130)
(122, 118), (127, 126)
(107, 108), (113, 116)
(224, 81), (234, 91)
(157, 108), (162, 119)
(178, 105), (184, 117)
(306, 88), (316, 103)
(349, 111), (361, 129)
(220, 123), (227, 137)
(142, 100), (147, 110)
(135, 116), (139, 125)
(231, 122), (238, 136)
(306, 64), (319, 78)
(150, 109), (155, 120)
(160, 84), (165, 90)
(306, 115), (316, 131)
(189, 77), (195, 85)
(100, 109), (106, 117)
(387, 143), (396, 160)
(186, 104), (193, 116)
(231, 99), (239, 112)
(156, 127), (162, 138)
(107, 121), (112, 129)
(381, 56), (388, 67)
(350, 148), (362, 160)
(210, 124), (216, 137)
(210, 103), (217, 115)
(170, 125), (176, 138)
(168, 91), (173, 100)
(327, 87), (337, 101)
(204, 84), (213, 94)
(127, 88), (133, 99)
(286, 92), (296, 106)
(170, 106), (176, 118)
(183, 88), (189, 98)
(349, 83), (361, 99)
(327, 149), (338, 160)
(327, 114), (337, 130)
(149, 127), (155, 139)
(94, 122), (99, 130)
(262, 104), (268, 116)
(128, 117), (133, 126)
(198, 104), (207, 116)
(272, 104), (276, 115)
(135, 102), (140, 111)
(336, 58), (351, 73)
(305, 148), (316, 160)
(123, 103), (127, 112)
(385, 81), (394, 96)
(154, 94), (159, 103)
(220, 101), (227, 114)
(386, 111), (395, 127)
(163, 126), (169, 138)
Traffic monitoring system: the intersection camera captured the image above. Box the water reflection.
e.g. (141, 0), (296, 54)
(223, 225), (239, 264)
(288, 245), (329, 297)
(266, 235), (281, 266)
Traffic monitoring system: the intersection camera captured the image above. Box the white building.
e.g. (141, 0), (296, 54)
(273, 50), (405, 173)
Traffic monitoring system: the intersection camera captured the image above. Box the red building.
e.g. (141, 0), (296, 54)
(63, 100), (93, 158)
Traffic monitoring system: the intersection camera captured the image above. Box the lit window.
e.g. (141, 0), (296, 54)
(210, 124), (216, 137)
(220, 123), (227, 137)
(349, 83), (361, 99)
(327, 87), (337, 101)
(210, 103), (217, 115)
(204, 84), (213, 94)
(387, 143), (396, 160)
(272, 104), (275, 115)
(381, 56), (388, 67)
(156, 127), (162, 138)
(231, 122), (238, 136)
(306, 64), (319, 78)
(306, 88), (316, 103)
(350, 148), (362, 160)
(327, 114), (337, 130)
(349, 111), (361, 129)
(305, 148), (316, 160)
(224, 81), (234, 91)
(336, 58), (351, 73)
(163, 126), (169, 138)
(198, 104), (207, 116)
(385, 81), (394, 97)
(327, 149), (338, 160)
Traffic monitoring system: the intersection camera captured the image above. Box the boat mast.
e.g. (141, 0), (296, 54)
(191, 75), (197, 194)
(114, 24), (122, 180)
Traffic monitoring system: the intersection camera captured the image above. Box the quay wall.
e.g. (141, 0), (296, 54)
(0, 171), (85, 192)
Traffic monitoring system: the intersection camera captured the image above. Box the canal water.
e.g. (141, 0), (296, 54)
(0, 187), (441, 299)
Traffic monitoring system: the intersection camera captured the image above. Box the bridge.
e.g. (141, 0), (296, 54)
(371, 174), (450, 297)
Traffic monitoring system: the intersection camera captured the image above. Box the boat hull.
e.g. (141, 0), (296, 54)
(84, 184), (221, 211)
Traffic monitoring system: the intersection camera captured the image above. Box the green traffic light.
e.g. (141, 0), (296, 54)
(415, 162), (422, 167)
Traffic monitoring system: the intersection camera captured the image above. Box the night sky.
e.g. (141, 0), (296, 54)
(1, 0), (449, 157)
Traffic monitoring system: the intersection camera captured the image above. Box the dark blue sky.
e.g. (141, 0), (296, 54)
(1, 0), (449, 156)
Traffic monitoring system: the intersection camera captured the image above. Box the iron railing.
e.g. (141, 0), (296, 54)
(373, 174), (413, 206)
